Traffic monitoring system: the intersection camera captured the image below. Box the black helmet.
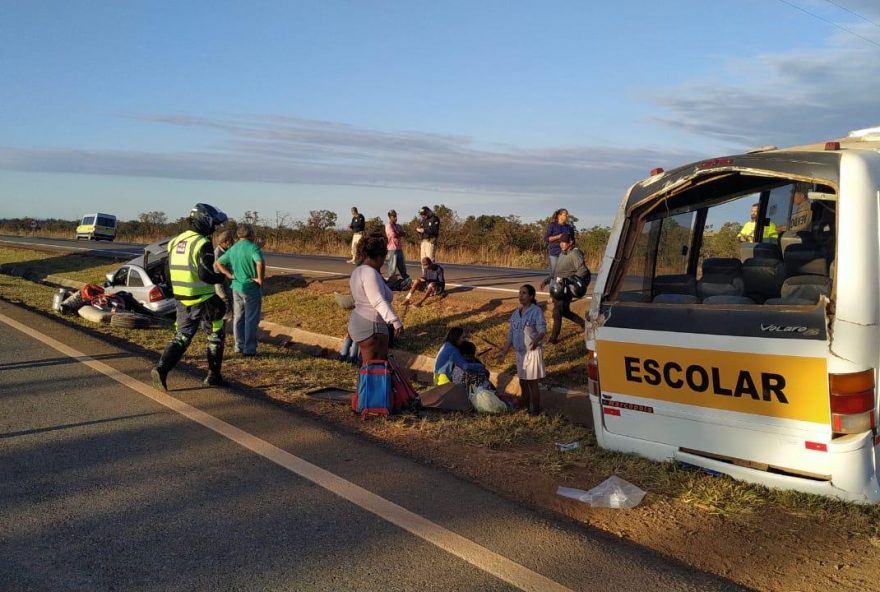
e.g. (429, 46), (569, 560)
(418, 206), (431, 216)
(189, 203), (228, 235)
(568, 275), (588, 299)
(549, 278), (572, 301)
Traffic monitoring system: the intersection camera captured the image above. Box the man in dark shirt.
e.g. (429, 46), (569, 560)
(405, 257), (445, 307)
(348, 206), (366, 264)
(416, 206), (440, 267)
(548, 234), (588, 344)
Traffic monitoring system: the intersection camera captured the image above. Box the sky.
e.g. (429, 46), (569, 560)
(1, 0), (879, 227)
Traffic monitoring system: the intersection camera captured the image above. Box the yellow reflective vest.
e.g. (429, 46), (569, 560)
(738, 220), (778, 242)
(168, 230), (214, 306)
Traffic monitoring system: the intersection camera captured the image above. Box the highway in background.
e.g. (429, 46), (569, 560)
(0, 234), (551, 296)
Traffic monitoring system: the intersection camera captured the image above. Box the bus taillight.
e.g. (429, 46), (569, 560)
(829, 370), (875, 434)
(587, 350), (601, 397)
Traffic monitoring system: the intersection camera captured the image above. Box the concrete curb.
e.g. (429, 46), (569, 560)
(1, 263), (593, 427)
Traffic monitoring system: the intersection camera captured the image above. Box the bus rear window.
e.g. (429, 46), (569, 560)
(96, 216), (116, 228)
(610, 177), (836, 307)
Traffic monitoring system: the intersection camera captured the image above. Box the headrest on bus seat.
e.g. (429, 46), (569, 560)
(783, 244), (827, 278)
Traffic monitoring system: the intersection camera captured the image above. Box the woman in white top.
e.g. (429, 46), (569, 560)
(348, 234), (404, 362)
(495, 284), (546, 414)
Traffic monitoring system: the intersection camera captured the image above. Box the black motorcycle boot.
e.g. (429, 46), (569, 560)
(151, 340), (186, 391)
(204, 340), (227, 387)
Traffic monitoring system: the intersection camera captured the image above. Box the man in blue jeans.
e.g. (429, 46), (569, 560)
(216, 224), (265, 356)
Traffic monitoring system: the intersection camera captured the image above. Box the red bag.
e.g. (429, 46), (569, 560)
(388, 356), (419, 412)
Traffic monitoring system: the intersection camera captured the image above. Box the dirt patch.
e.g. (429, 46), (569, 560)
(267, 389), (880, 592)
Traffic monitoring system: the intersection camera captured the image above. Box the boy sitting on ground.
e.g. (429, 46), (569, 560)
(404, 257), (445, 307)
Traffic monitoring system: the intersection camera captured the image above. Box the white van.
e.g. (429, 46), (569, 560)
(75, 213), (117, 241)
(586, 126), (880, 502)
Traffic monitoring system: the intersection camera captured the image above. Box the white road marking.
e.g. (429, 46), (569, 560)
(0, 310), (573, 592)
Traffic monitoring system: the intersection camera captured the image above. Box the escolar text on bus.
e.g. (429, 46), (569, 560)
(622, 356), (788, 403)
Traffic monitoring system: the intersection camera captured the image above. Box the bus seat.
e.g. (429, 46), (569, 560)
(779, 230), (817, 255)
(698, 258), (744, 299)
(783, 244), (827, 278)
(742, 258), (784, 302)
(703, 295), (755, 305)
(764, 297), (816, 305)
(653, 274), (697, 297)
(780, 275), (831, 302)
(652, 294), (700, 304)
(740, 241), (782, 262)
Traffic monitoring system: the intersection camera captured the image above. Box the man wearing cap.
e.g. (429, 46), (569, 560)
(385, 210), (409, 280)
(788, 185), (813, 232)
(416, 206), (440, 265)
(348, 206), (366, 264)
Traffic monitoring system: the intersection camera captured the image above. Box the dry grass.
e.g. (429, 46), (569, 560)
(260, 272), (589, 387)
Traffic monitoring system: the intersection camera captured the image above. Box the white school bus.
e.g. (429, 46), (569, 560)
(586, 126), (880, 502)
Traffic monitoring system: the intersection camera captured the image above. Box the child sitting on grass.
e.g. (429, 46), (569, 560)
(451, 340), (492, 390)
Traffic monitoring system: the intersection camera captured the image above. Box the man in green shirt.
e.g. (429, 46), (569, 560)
(216, 224), (265, 356)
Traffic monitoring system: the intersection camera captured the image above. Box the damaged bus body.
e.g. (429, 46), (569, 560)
(586, 127), (880, 502)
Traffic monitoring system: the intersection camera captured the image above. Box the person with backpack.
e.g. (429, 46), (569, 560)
(348, 206), (366, 264)
(495, 284), (546, 414)
(547, 234), (590, 344)
(151, 203), (229, 390)
(540, 208), (577, 289)
(348, 233), (404, 362)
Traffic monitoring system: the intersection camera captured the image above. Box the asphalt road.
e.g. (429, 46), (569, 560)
(0, 300), (744, 592)
(0, 234), (550, 295)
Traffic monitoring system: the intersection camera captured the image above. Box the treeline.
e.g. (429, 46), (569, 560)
(0, 207), (743, 271)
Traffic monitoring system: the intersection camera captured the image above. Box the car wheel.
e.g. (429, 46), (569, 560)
(110, 312), (155, 329)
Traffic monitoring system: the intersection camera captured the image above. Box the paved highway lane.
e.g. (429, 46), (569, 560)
(0, 301), (742, 591)
(0, 234), (550, 295)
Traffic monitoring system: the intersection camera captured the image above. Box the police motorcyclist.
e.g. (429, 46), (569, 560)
(416, 206), (440, 266)
(547, 234), (590, 344)
(151, 203), (230, 390)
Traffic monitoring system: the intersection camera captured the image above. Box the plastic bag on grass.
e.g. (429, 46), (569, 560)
(557, 476), (645, 509)
(468, 386), (508, 414)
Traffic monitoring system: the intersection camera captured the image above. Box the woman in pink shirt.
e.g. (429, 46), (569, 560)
(349, 234), (405, 362)
(385, 210), (409, 280)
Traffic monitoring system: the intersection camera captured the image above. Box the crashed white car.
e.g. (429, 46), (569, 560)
(104, 238), (176, 317)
